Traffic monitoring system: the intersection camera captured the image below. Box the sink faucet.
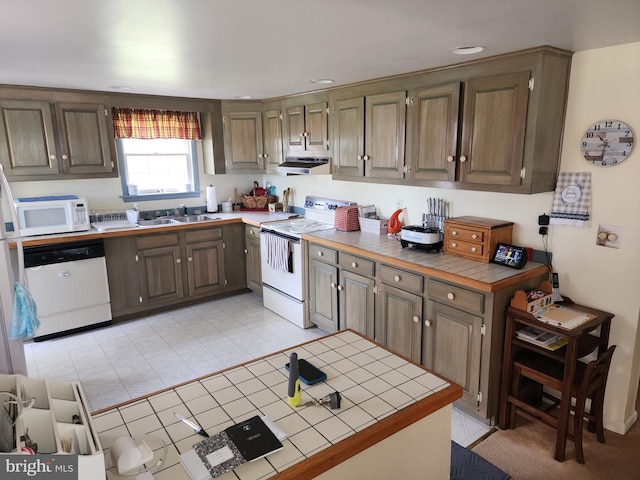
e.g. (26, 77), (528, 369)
(177, 204), (187, 216)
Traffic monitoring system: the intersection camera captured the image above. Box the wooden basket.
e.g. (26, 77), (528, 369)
(241, 194), (276, 209)
(510, 280), (554, 313)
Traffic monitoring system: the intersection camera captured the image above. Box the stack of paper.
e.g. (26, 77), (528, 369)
(534, 304), (596, 330)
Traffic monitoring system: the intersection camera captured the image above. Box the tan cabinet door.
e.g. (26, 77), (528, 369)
(332, 97), (365, 178)
(309, 259), (339, 332)
(459, 71), (530, 186)
(339, 269), (375, 338)
(304, 102), (328, 152)
(138, 244), (185, 305)
(223, 110), (264, 171)
(365, 91), (407, 179)
(407, 82), (460, 182)
(263, 109), (283, 170)
(378, 283), (422, 363)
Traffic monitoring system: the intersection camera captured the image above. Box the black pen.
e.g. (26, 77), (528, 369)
(174, 412), (209, 437)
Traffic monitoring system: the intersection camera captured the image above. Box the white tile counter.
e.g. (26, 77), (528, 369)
(93, 330), (461, 480)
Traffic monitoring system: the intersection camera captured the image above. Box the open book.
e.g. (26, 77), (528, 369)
(191, 416), (283, 479)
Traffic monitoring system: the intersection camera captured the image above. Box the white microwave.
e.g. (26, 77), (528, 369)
(14, 196), (90, 236)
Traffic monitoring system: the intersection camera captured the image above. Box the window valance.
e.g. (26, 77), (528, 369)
(112, 108), (202, 140)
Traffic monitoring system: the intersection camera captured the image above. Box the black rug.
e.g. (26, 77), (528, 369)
(451, 441), (510, 480)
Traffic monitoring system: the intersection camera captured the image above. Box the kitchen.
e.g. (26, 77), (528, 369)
(0, 1), (639, 478)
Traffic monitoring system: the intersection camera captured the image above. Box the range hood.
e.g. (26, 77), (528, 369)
(276, 157), (331, 175)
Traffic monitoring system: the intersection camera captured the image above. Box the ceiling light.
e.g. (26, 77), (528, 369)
(451, 46), (486, 55)
(309, 79), (334, 85)
(234, 95), (253, 99)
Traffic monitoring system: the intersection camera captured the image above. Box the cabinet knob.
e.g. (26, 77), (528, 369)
(424, 320), (431, 327)
(363, 155), (370, 161)
(337, 285), (344, 291)
(176, 258), (182, 264)
(250, 230), (254, 236)
(460, 155), (467, 163)
(258, 153), (264, 158)
(264, 153), (269, 158)
(49, 154), (56, 161)
(188, 256), (193, 262)
(447, 292), (455, 300)
(471, 247), (477, 252)
(62, 154), (69, 160)
(351, 262), (357, 268)
(471, 234), (477, 239)
(446, 155), (454, 163)
(451, 242), (457, 248)
(300, 132), (304, 137)
(451, 230), (457, 236)
(318, 251), (324, 257)
(394, 275), (401, 282)
(357, 155), (363, 160)
(412, 315), (420, 323)
(330, 282), (336, 288)
(244, 248), (248, 254)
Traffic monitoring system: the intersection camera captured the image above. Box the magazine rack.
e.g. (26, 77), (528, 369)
(0, 374), (105, 479)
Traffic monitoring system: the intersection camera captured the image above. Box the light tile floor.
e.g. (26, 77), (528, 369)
(23, 291), (489, 445)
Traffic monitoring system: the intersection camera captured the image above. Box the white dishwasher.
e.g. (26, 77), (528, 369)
(24, 239), (112, 341)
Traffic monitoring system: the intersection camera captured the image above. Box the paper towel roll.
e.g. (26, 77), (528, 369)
(206, 185), (218, 213)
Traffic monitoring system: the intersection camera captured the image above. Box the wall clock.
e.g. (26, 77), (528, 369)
(581, 119), (634, 166)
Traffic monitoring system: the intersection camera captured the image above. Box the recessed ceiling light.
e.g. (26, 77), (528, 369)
(309, 79), (334, 85)
(234, 95), (253, 99)
(451, 46), (486, 55)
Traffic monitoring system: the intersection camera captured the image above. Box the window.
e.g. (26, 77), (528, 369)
(117, 138), (200, 200)
(112, 107), (202, 201)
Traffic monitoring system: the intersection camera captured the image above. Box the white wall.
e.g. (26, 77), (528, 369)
(8, 42), (639, 432)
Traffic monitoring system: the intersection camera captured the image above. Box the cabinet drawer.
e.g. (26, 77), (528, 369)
(445, 225), (485, 244)
(379, 265), (423, 295)
(245, 225), (261, 239)
(309, 244), (338, 265)
(427, 279), (484, 315)
(186, 227), (223, 243)
(339, 253), (374, 276)
(444, 238), (485, 259)
(136, 233), (179, 249)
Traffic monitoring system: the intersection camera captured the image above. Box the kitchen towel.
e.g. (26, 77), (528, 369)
(550, 172), (592, 227)
(264, 232), (292, 274)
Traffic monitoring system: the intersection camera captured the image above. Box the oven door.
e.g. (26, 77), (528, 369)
(260, 230), (303, 300)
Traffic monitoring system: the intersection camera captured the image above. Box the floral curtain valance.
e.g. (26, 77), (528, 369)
(112, 108), (202, 140)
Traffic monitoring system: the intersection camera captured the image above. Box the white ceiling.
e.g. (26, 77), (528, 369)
(1, 0), (639, 100)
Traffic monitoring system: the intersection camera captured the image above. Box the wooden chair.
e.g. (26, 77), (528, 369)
(511, 345), (616, 463)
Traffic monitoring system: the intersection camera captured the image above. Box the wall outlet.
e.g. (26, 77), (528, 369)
(396, 199), (403, 210)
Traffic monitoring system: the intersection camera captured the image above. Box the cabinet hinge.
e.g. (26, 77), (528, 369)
(373, 285), (379, 295)
(405, 97), (410, 106)
(104, 108), (108, 116)
(326, 107), (329, 115)
(528, 77), (534, 91)
(135, 254), (139, 262)
(403, 165), (408, 174)
(111, 161), (114, 168)
(279, 113), (283, 120)
(224, 279), (228, 286)
(477, 391), (483, 404)
(139, 296), (143, 304)
(480, 324), (486, 336)
(222, 242), (226, 249)
(520, 167), (526, 180)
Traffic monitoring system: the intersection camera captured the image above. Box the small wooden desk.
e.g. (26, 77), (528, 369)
(498, 300), (613, 461)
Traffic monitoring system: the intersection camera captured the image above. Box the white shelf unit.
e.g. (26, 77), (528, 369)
(0, 374), (105, 479)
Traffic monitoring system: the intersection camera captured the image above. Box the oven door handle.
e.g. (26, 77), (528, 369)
(260, 229), (301, 244)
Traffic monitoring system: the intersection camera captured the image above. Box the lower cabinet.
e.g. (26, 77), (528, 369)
(423, 301), (482, 411)
(244, 225), (262, 293)
(308, 243), (374, 337)
(105, 224), (245, 318)
(377, 283), (423, 364)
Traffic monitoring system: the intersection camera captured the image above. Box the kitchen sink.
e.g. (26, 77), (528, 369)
(171, 214), (221, 223)
(137, 214), (221, 227)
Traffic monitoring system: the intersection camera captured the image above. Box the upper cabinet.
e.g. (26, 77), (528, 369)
(0, 100), (116, 180)
(221, 102), (284, 173)
(283, 102), (329, 154)
(332, 91), (407, 180)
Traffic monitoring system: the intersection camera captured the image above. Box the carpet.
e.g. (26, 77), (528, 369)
(451, 440), (510, 480)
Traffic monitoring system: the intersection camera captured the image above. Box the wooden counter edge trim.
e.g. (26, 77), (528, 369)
(302, 234), (549, 293)
(272, 383), (462, 480)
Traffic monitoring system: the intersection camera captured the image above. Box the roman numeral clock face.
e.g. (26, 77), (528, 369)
(581, 119), (634, 166)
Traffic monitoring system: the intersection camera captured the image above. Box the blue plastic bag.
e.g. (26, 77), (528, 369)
(10, 283), (40, 339)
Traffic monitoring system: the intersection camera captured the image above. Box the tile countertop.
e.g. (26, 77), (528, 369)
(13, 211), (285, 248)
(92, 330), (461, 480)
(302, 230), (549, 293)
